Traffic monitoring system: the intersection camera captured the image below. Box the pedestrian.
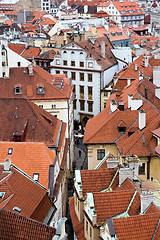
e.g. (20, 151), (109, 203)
(79, 149), (81, 158)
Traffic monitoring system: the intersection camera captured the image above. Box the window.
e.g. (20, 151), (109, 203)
(73, 99), (77, 109)
(14, 86), (22, 94)
(118, 126), (126, 133)
(104, 92), (108, 97)
(104, 102), (106, 108)
(2, 72), (5, 77)
(37, 86), (45, 94)
(17, 62), (21, 67)
(88, 87), (92, 96)
(71, 72), (76, 80)
(80, 73), (84, 81)
(80, 52), (83, 55)
(8, 148), (13, 155)
(80, 62), (84, 67)
(39, 105), (43, 108)
(2, 61), (5, 66)
(88, 101), (93, 112)
(88, 74), (92, 82)
(97, 149), (105, 160)
(86, 220), (88, 233)
(71, 61), (75, 66)
(51, 104), (56, 109)
(80, 100), (85, 111)
(63, 60), (67, 66)
(56, 70), (60, 74)
(88, 62), (93, 68)
(2, 51), (5, 56)
(71, 51), (75, 54)
(0, 192), (5, 198)
(139, 163), (145, 175)
(33, 173), (39, 181)
(63, 71), (68, 77)
(56, 59), (60, 65)
(80, 86), (84, 95)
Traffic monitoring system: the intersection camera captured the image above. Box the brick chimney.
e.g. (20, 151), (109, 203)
(141, 192), (154, 214)
(4, 159), (11, 171)
(139, 110), (146, 130)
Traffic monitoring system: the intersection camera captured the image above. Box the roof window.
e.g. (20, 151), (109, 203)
(13, 207), (21, 213)
(37, 85), (45, 94)
(33, 173), (39, 181)
(14, 85), (22, 95)
(8, 148), (13, 155)
(0, 192), (5, 198)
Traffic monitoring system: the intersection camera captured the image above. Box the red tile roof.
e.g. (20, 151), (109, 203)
(0, 209), (56, 240)
(0, 164), (52, 221)
(93, 190), (139, 226)
(76, 36), (117, 71)
(69, 197), (86, 240)
(80, 169), (117, 197)
(0, 142), (56, 188)
(8, 43), (25, 55)
(113, 213), (160, 240)
(0, 98), (61, 146)
(21, 46), (41, 59)
(0, 66), (72, 100)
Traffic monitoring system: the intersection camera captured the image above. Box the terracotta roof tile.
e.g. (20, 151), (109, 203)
(0, 142), (56, 188)
(0, 209), (56, 240)
(69, 197), (86, 240)
(93, 190), (137, 226)
(0, 164), (52, 221)
(0, 98), (61, 146)
(76, 36), (117, 71)
(8, 43), (25, 55)
(80, 169), (117, 197)
(145, 203), (160, 215)
(21, 46), (41, 58)
(113, 213), (160, 240)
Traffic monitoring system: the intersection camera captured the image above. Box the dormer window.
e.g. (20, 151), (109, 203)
(37, 85), (45, 94)
(33, 173), (39, 181)
(118, 120), (126, 133)
(14, 85), (22, 94)
(8, 148), (13, 155)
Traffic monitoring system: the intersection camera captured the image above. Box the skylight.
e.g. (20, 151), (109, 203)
(33, 173), (39, 181)
(8, 148), (13, 155)
(13, 206), (21, 213)
(0, 192), (5, 198)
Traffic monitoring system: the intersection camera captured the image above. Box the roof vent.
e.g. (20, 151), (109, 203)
(0, 192), (5, 198)
(13, 207), (21, 213)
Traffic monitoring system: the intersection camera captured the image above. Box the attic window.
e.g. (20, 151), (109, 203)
(71, 51), (75, 54)
(33, 173), (39, 181)
(37, 86), (45, 94)
(111, 32), (116, 36)
(14, 86), (22, 94)
(0, 192), (5, 198)
(8, 148), (13, 155)
(13, 207), (21, 213)
(80, 52), (83, 55)
(128, 131), (134, 137)
(63, 51), (67, 53)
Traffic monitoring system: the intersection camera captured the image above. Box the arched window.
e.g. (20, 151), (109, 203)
(14, 85), (22, 94)
(71, 51), (75, 54)
(80, 52), (83, 55)
(63, 51), (67, 54)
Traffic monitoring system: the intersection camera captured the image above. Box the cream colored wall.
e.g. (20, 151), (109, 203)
(138, 157), (148, 181)
(87, 144), (119, 170)
(150, 156), (160, 181)
(74, 194), (84, 222)
(51, 35), (66, 46)
(84, 217), (100, 240)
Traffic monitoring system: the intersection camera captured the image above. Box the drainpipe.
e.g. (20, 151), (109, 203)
(147, 156), (151, 180)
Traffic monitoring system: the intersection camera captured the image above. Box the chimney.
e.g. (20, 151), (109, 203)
(144, 56), (149, 67)
(139, 110), (146, 130)
(107, 157), (119, 169)
(110, 100), (117, 113)
(4, 159), (11, 171)
(139, 71), (143, 81)
(84, 5), (88, 13)
(127, 78), (131, 87)
(101, 41), (105, 59)
(140, 192), (154, 214)
(28, 64), (34, 76)
(104, 21), (109, 31)
(155, 87), (160, 99)
(131, 98), (143, 111)
(119, 168), (133, 186)
(128, 94), (133, 108)
(153, 66), (160, 87)
(135, 64), (138, 72)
